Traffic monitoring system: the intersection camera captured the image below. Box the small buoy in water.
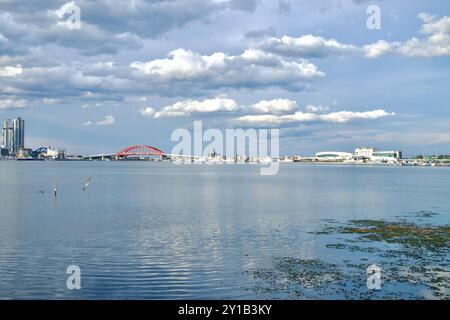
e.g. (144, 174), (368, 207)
(54, 184), (57, 197)
(82, 177), (91, 191)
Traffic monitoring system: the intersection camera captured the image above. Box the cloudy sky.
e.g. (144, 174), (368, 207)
(0, 0), (449, 156)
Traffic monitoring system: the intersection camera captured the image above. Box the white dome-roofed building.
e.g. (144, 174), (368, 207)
(315, 152), (354, 161)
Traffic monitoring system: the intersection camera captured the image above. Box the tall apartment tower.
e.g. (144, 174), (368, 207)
(13, 117), (25, 153)
(2, 118), (24, 155)
(2, 119), (12, 152)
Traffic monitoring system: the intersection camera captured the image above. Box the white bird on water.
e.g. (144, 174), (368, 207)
(82, 177), (91, 191)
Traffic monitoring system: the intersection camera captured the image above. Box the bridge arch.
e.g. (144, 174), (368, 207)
(116, 145), (166, 158)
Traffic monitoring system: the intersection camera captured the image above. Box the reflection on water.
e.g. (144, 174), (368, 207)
(0, 161), (448, 299)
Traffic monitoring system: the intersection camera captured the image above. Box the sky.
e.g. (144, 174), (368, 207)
(0, 0), (449, 156)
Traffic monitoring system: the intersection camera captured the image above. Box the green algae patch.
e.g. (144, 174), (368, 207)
(248, 213), (449, 299)
(338, 220), (450, 251)
(248, 258), (353, 299)
(273, 258), (345, 288)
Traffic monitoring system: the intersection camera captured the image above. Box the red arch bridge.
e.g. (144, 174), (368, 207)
(85, 145), (167, 160)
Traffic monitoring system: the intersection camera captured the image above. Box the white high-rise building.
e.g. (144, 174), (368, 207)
(13, 117), (25, 153)
(2, 117), (25, 155)
(2, 119), (13, 153)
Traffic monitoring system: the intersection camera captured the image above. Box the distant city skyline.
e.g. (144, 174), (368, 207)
(0, 1), (449, 156)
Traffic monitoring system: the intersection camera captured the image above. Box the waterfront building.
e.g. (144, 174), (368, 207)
(2, 117), (25, 155)
(2, 119), (13, 153)
(13, 117), (25, 153)
(17, 148), (32, 159)
(354, 147), (402, 162)
(315, 152), (354, 161)
(370, 150), (402, 162)
(45, 147), (65, 159)
(0, 147), (9, 157)
(354, 147), (376, 159)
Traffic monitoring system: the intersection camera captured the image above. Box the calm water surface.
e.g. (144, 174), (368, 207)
(0, 161), (449, 299)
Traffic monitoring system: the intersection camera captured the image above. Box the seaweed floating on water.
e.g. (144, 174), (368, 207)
(248, 214), (449, 299)
(338, 220), (450, 251)
(247, 257), (422, 299)
(248, 257), (352, 299)
(318, 217), (450, 299)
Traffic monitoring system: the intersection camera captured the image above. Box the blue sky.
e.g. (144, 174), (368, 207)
(0, 0), (449, 156)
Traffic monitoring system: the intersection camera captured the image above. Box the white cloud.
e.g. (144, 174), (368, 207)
(96, 115), (115, 126)
(305, 104), (330, 113)
(139, 107), (156, 118)
(142, 99), (395, 126)
(259, 35), (359, 58)
(0, 65), (22, 77)
(81, 121), (92, 126)
(0, 98), (26, 110)
(260, 13), (450, 59)
(320, 109), (395, 123)
(234, 109), (395, 126)
(153, 98), (238, 118)
(397, 13), (450, 57)
(130, 48), (324, 92)
(364, 13), (450, 58)
(143, 98), (299, 119)
(247, 99), (297, 114)
(363, 40), (396, 58)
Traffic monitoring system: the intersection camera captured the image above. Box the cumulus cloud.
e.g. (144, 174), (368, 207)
(258, 35), (359, 58)
(141, 98), (300, 119)
(140, 98), (393, 127)
(362, 40), (396, 58)
(234, 109), (395, 126)
(139, 107), (156, 118)
(397, 13), (450, 57)
(130, 48), (324, 93)
(363, 13), (450, 58)
(320, 109), (395, 123)
(0, 47), (324, 102)
(0, 0), (260, 56)
(0, 98), (27, 110)
(96, 115), (115, 126)
(152, 98), (238, 118)
(246, 99), (297, 114)
(0, 65), (22, 77)
(258, 13), (450, 59)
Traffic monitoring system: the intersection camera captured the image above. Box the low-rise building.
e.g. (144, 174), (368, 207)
(0, 146), (9, 157)
(17, 148), (33, 159)
(315, 152), (354, 161)
(354, 147), (376, 159)
(354, 147), (402, 162)
(370, 150), (402, 162)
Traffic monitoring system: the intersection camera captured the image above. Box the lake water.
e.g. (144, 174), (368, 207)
(0, 161), (449, 299)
